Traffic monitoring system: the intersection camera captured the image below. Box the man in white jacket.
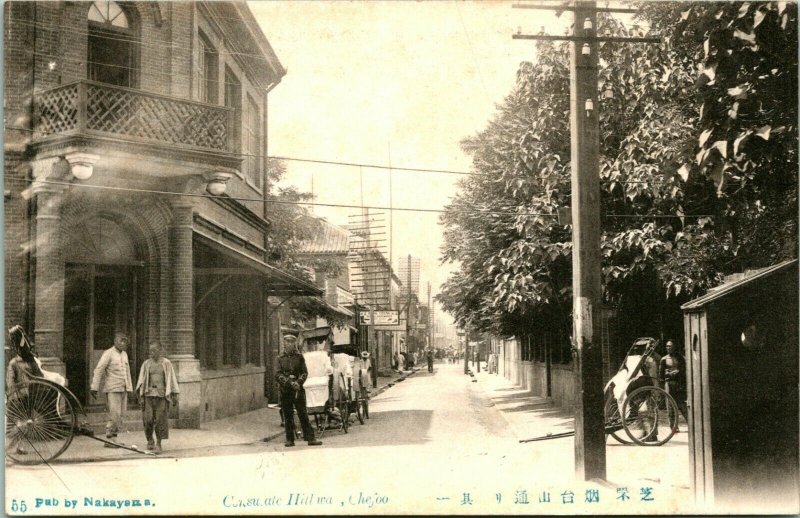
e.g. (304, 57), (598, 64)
(90, 332), (133, 443)
(135, 342), (179, 453)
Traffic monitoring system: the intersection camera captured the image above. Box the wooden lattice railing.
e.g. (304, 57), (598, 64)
(34, 80), (234, 153)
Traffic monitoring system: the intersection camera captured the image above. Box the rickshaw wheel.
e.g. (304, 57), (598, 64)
(622, 386), (678, 447)
(604, 395), (631, 444)
(338, 374), (350, 433)
(355, 373), (365, 424)
(6, 380), (76, 464)
(361, 387), (370, 419)
(355, 396), (365, 425)
(358, 372), (370, 419)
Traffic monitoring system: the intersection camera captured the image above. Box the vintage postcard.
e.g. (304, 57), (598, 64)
(3, 0), (798, 515)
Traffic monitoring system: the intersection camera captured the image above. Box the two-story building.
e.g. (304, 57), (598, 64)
(295, 217), (357, 351)
(4, 0), (320, 427)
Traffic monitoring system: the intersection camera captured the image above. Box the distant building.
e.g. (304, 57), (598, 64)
(295, 217), (357, 351)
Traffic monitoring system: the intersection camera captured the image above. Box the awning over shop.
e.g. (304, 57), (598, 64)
(325, 301), (354, 318)
(299, 326), (334, 343)
(193, 230), (322, 297)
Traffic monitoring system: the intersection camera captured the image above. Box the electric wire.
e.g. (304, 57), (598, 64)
(5, 124), (678, 187)
(5, 177), (712, 220)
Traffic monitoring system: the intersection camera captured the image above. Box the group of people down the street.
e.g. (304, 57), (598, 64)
(6, 326), (689, 455)
(392, 348), (436, 373)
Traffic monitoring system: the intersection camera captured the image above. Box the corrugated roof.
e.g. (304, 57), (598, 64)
(681, 259), (798, 311)
(298, 218), (350, 254)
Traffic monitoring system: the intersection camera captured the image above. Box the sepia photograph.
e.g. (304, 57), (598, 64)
(3, 0), (798, 515)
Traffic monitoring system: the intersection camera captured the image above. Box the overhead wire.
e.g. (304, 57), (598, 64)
(4, 124), (677, 187)
(5, 177), (712, 220)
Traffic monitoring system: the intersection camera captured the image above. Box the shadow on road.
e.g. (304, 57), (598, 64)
(313, 409), (434, 449)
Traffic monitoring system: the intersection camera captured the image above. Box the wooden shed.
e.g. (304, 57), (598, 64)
(682, 259), (798, 512)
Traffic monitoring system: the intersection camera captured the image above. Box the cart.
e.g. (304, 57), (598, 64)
(297, 351), (351, 439)
(603, 337), (680, 446)
(331, 345), (371, 425)
(5, 326), (155, 465)
(353, 350), (371, 422)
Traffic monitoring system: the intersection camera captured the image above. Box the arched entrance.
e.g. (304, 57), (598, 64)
(62, 216), (145, 406)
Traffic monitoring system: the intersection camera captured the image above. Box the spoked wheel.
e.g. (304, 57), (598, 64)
(338, 374), (350, 433)
(355, 395), (365, 425)
(6, 380), (77, 464)
(359, 373), (370, 419)
(622, 385), (679, 446)
(604, 394), (631, 444)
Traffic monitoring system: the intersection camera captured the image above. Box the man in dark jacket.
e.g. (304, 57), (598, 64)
(275, 335), (322, 447)
(659, 339), (688, 425)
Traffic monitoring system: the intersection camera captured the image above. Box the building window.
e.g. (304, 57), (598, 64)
(243, 94), (263, 189)
(521, 335), (532, 361)
(222, 282), (245, 367)
(246, 289), (262, 365)
(197, 31), (218, 104)
(88, 1), (137, 87)
(224, 66), (242, 149)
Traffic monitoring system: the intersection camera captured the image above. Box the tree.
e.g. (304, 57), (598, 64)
(438, 3), (797, 342)
(666, 1), (798, 267)
(265, 159), (347, 327)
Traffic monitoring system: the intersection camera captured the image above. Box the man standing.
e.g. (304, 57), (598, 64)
(426, 349), (434, 373)
(275, 335), (322, 447)
(91, 332), (133, 445)
(135, 342), (179, 453)
(659, 339), (688, 424)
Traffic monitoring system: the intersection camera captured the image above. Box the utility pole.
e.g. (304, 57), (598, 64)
(405, 254), (412, 355)
(427, 282), (432, 351)
(463, 327), (469, 375)
(567, 1), (604, 482)
(513, 0), (659, 482)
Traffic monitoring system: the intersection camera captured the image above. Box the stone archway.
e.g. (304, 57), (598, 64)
(59, 200), (171, 405)
(64, 215), (141, 265)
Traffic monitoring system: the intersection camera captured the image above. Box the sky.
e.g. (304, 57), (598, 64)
(248, 1), (566, 324)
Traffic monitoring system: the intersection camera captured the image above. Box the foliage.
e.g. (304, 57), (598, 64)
(668, 1), (798, 266)
(265, 159), (348, 327)
(437, 3), (797, 339)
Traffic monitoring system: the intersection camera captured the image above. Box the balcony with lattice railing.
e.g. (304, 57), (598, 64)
(33, 80), (235, 155)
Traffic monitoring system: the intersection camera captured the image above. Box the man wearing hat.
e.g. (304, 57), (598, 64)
(275, 335), (322, 447)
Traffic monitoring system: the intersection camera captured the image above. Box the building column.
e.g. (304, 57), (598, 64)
(169, 201), (201, 428)
(32, 184), (67, 375)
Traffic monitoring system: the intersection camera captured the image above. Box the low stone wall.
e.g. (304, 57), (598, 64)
(201, 366), (267, 422)
(550, 363), (575, 412)
(502, 358), (575, 411)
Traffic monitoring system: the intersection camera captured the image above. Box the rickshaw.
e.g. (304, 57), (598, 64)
(331, 345), (371, 424)
(5, 326), (155, 465)
(603, 337), (680, 446)
(296, 349), (354, 438)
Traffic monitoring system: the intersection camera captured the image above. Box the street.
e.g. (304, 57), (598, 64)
(6, 363), (691, 515)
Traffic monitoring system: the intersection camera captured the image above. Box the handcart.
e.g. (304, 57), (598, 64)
(5, 326), (155, 465)
(331, 345), (372, 425)
(353, 350), (372, 421)
(300, 351), (351, 438)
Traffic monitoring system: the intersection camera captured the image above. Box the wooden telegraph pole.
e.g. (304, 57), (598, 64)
(513, 0), (658, 481)
(568, 1), (604, 482)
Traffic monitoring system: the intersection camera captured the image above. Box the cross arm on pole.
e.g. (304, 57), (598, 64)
(512, 2), (639, 14)
(513, 34), (660, 43)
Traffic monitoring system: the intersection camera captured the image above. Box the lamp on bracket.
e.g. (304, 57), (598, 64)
(64, 152), (100, 181)
(204, 170), (234, 196)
